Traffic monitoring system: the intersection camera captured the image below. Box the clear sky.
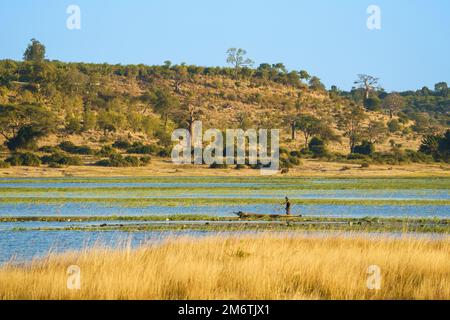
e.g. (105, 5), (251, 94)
(0, 0), (449, 91)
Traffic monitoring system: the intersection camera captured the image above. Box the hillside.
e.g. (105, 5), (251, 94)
(0, 40), (449, 171)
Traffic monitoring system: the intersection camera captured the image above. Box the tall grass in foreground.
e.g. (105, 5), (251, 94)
(0, 234), (449, 300)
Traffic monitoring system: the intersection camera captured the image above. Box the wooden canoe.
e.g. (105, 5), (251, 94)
(234, 211), (302, 219)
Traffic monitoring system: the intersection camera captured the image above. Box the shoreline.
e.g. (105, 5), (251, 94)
(1, 159), (449, 178)
(4, 216), (450, 234)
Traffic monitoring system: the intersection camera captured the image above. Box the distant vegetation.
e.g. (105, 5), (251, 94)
(0, 39), (448, 168)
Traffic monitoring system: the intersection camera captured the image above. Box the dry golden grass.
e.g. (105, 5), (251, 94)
(0, 234), (449, 300)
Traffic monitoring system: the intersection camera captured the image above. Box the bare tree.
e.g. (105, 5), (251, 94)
(382, 93), (405, 119)
(354, 74), (380, 99)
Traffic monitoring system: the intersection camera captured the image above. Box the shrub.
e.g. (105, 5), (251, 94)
(388, 119), (401, 133)
(279, 147), (290, 155)
(6, 153), (41, 166)
(123, 156), (140, 167)
(0, 160), (10, 168)
(39, 146), (61, 153)
(209, 162), (228, 169)
(361, 162), (370, 168)
(65, 117), (82, 134)
(97, 145), (117, 157)
(41, 152), (82, 166)
(127, 142), (156, 155)
(140, 156), (151, 165)
(48, 162), (64, 168)
(288, 155), (301, 166)
(289, 151), (302, 158)
(112, 140), (132, 150)
(20, 152), (41, 166)
(157, 148), (170, 157)
(59, 141), (93, 155)
(95, 154), (141, 167)
(347, 153), (369, 160)
(308, 137), (327, 157)
(353, 140), (375, 156)
(364, 97), (381, 111)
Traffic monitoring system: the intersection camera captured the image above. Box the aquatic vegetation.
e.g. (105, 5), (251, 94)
(1, 176), (448, 265)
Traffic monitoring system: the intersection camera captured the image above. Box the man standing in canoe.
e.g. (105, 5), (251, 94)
(284, 197), (291, 216)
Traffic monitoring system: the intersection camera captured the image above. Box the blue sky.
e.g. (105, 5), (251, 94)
(0, 0), (449, 91)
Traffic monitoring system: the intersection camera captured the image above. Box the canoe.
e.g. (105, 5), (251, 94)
(234, 211), (302, 219)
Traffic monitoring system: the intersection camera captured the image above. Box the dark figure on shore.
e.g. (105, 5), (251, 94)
(284, 197), (291, 215)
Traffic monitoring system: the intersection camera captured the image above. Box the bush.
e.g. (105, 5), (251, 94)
(48, 162), (64, 168)
(126, 142), (157, 155)
(157, 148), (170, 157)
(209, 162), (228, 169)
(123, 156), (140, 167)
(112, 140), (132, 150)
(95, 154), (142, 167)
(41, 152), (82, 166)
(347, 153), (369, 160)
(289, 151), (302, 158)
(39, 146), (62, 153)
(308, 137), (327, 157)
(353, 140), (375, 156)
(97, 145), (117, 157)
(140, 156), (151, 165)
(361, 162), (370, 168)
(6, 153), (41, 166)
(388, 119), (401, 133)
(364, 97), (381, 111)
(65, 117), (82, 134)
(0, 160), (10, 168)
(288, 155), (301, 166)
(59, 141), (93, 155)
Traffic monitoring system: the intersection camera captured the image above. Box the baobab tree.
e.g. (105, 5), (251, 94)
(354, 74), (380, 99)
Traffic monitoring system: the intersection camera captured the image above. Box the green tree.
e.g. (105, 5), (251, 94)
(0, 104), (56, 150)
(226, 48), (254, 80)
(337, 105), (367, 153)
(295, 115), (322, 147)
(308, 76), (326, 91)
(365, 120), (387, 144)
(153, 88), (179, 130)
(308, 137), (327, 157)
(23, 39), (46, 62)
(434, 82), (448, 96)
(353, 140), (375, 155)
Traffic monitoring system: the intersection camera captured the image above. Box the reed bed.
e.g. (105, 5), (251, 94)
(0, 234), (449, 300)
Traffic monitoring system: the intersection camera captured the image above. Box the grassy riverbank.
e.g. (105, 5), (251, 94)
(5, 215), (449, 233)
(1, 160), (449, 178)
(1, 234), (449, 300)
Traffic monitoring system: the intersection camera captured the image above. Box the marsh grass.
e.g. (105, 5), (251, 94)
(0, 234), (449, 300)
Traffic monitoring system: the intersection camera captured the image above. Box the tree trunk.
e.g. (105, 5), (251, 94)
(291, 121), (296, 140)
